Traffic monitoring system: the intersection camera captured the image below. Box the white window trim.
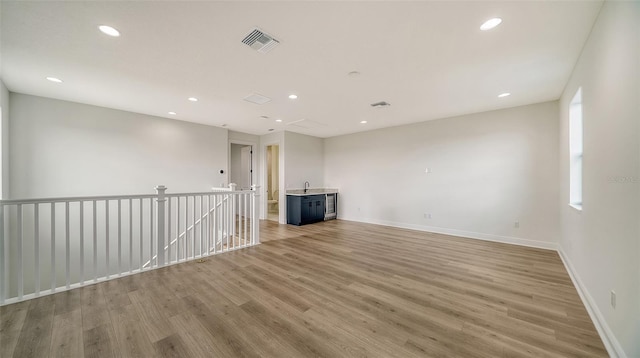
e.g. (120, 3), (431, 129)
(568, 87), (583, 211)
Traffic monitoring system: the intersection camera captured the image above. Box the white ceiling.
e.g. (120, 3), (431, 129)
(1, 1), (602, 138)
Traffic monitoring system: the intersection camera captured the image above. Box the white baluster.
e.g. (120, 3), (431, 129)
(192, 195), (196, 258)
(105, 200), (110, 279)
(213, 195), (218, 254)
(155, 185), (167, 267)
(206, 195), (210, 255)
(150, 198), (154, 268)
(167, 197), (172, 265)
(199, 195), (204, 257)
(117, 199), (122, 275)
(184, 196), (188, 259)
(93, 200), (97, 281)
(79, 201), (84, 285)
(252, 185), (261, 245)
(139, 198), (143, 271)
(51, 203), (56, 292)
(65, 201), (70, 288)
(129, 199), (133, 273)
(244, 193), (248, 246)
(17, 204), (23, 299)
(177, 196), (181, 261)
(34, 204), (40, 295)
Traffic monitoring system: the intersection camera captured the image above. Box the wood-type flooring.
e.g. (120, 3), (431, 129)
(1, 219), (607, 357)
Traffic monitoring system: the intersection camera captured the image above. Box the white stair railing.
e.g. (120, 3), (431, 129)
(0, 184), (260, 306)
(143, 186), (234, 268)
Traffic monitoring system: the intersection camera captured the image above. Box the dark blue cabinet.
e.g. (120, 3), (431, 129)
(287, 195), (325, 225)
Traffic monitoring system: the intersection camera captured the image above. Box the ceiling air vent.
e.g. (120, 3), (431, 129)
(242, 28), (280, 54)
(371, 101), (391, 107)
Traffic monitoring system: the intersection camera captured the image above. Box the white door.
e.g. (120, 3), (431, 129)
(240, 146), (252, 190)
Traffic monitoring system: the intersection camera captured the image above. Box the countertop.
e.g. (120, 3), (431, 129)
(286, 188), (339, 196)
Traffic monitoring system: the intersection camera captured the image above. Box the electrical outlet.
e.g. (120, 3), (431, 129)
(514, 221), (520, 228)
(424, 213), (432, 219)
(611, 290), (616, 308)
(425, 168), (431, 173)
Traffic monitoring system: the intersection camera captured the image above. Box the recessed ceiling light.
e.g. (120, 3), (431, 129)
(168, 111), (177, 115)
(46, 77), (63, 83)
(98, 25), (120, 37)
(268, 129), (275, 132)
(188, 97), (198, 102)
(360, 120), (368, 124)
(498, 92), (511, 98)
(288, 94), (298, 99)
(480, 18), (502, 31)
(348, 71), (361, 77)
(275, 119), (283, 122)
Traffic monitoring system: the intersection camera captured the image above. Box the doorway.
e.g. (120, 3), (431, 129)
(266, 144), (279, 222)
(230, 143), (253, 190)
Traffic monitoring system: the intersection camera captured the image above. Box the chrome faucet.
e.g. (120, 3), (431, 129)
(304, 181), (310, 193)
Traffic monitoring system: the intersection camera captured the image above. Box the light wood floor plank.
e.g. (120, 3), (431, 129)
(12, 295), (56, 358)
(50, 308), (84, 357)
(152, 333), (192, 358)
(83, 323), (119, 358)
(109, 304), (157, 358)
(0, 300), (29, 357)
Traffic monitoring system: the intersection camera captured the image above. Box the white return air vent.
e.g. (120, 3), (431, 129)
(242, 28), (280, 54)
(244, 93), (271, 105)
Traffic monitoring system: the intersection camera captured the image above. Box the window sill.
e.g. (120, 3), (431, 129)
(569, 203), (583, 212)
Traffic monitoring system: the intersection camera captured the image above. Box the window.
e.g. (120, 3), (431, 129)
(569, 88), (583, 210)
(0, 107), (2, 199)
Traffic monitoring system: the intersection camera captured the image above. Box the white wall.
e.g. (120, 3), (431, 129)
(9, 93), (228, 198)
(325, 101), (560, 248)
(284, 131), (324, 190)
(0, 80), (9, 199)
(229, 130), (259, 144)
(558, 2), (639, 357)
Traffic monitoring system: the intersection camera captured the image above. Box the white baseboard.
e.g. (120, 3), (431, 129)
(339, 216), (558, 250)
(337, 216), (625, 358)
(557, 248), (626, 358)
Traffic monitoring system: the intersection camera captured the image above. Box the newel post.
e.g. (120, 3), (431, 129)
(251, 185), (261, 245)
(155, 185), (167, 267)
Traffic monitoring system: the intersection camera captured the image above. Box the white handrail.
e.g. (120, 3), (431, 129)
(0, 194), (156, 205)
(0, 184), (260, 306)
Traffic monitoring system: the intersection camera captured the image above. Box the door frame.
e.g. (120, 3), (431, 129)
(262, 141), (284, 223)
(228, 140), (257, 190)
